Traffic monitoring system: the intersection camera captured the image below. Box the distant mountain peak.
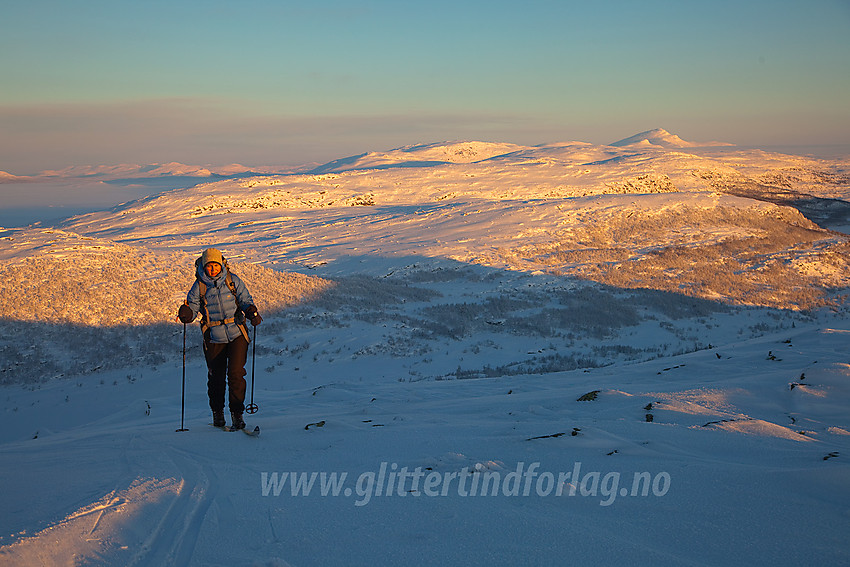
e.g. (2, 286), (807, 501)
(35, 162), (300, 180)
(610, 128), (734, 148)
(0, 170), (32, 183)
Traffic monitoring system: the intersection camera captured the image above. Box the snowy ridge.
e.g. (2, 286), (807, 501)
(0, 170), (32, 183)
(1, 131), (850, 566)
(610, 127), (735, 148)
(37, 162), (302, 179)
(311, 141), (529, 173)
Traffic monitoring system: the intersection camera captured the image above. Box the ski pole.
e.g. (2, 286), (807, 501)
(246, 324), (259, 414)
(177, 322), (189, 432)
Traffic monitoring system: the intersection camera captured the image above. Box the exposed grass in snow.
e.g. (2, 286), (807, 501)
(497, 202), (850, 309)
(0, 257), (816, 385)
(0, 251), (332, 327)
(0, 246), (332, 383)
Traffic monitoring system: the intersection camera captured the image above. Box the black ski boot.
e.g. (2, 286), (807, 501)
(212, 410), (226, 428)
(231, 412), (246, 430)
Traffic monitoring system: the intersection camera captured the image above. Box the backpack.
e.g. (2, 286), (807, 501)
(194, 255), (250, 342)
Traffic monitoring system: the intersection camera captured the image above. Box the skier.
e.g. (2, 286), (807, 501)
(177, 248), (262, 430)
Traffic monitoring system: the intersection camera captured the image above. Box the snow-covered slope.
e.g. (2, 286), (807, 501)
(54, 135), (850, 306)
(310, 140), (529, 173)
(1, 132), (850, 566)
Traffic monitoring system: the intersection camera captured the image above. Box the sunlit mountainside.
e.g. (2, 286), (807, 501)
(2, 129), (850, 381)
(41, 130), (850, 307)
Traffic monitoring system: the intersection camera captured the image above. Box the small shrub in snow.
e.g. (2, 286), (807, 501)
(577, 390), (600, 401)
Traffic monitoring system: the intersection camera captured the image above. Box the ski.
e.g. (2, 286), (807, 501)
(209, 423), (260, 436)
(238, 425), (261, 436)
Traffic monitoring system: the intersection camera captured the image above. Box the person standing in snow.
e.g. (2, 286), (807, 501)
(177, 248), (262, 430)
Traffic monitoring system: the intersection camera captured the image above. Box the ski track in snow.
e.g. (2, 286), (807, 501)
(1, 136), (850, 566)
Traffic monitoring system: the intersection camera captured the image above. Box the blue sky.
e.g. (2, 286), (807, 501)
(1, 0), (848, 174)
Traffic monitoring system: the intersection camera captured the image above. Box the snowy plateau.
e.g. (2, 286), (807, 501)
(1, 129), (850, 566)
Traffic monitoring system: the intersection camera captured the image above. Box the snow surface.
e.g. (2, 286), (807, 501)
(1, 132), (850, 566)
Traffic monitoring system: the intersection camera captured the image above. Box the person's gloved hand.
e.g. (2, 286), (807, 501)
(178, 304), (194, 324)
(245, 305), (262, 326)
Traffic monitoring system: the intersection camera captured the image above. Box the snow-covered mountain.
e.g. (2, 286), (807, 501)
(310, 141), (529, 173)
(53, 130), (850, 299)
(0, 170), (32, 183)
(1, 131), (849, 566)
(37, 161), (305, 180)
(610, 127), (735, 148)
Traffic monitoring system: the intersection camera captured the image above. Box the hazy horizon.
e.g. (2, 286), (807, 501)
(2, 0), (848, 175)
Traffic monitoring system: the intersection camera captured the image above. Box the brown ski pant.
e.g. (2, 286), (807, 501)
(203, 335), (248, 414)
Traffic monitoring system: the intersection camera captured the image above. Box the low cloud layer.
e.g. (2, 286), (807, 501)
(0, 98), (569, 175)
